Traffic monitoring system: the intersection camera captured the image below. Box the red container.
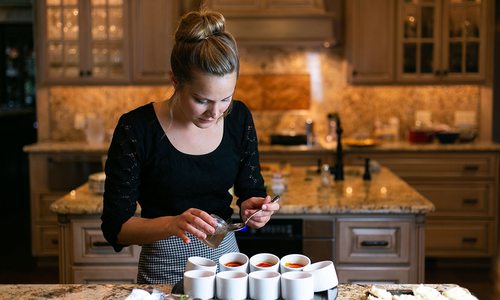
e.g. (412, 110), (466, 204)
(408, 129), (434, 144)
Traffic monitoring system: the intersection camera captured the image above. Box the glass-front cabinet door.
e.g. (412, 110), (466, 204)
(397, 0), (440, 81)
(39, 0), (129, 84)
(397, 0), (486, 82)
(442, 0), (485, 81)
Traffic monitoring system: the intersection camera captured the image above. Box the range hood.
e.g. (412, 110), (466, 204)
(203, 0), (342, 47)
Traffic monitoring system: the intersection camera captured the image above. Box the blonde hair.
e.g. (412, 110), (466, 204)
(171, 10), (239, 86)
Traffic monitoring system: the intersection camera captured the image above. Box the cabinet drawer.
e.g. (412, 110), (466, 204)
(336, 266), (411, 284)
(303, 238), (335, 263)
(426, 221), (493, 257)
(33, 225), (59, 256)
(303, 219), (334, 238)
(411, 181), (494, 218)
(72, 219), (140, 264)
(72, 266), (138, 284)
(337, 219), (411, 264)
(357, 153), (496, 178)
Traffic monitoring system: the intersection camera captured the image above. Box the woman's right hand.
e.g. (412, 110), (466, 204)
(167, 208), (217, 244)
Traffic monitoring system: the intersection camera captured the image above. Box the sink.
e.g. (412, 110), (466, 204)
(269, 134), (307, 145)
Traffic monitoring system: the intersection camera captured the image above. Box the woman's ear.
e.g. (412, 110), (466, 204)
(169, 71), (177, 87)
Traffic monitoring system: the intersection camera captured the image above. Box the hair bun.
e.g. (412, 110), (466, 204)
(175, 10), (226, 43)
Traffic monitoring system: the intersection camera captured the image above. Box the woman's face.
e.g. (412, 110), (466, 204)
(177, 70), (237, 129)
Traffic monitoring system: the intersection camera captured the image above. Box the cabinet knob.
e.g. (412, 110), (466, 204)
(442, 69), (449, 75)
(86, 70), (92, 76)
(79, 70), (85, 77)
(434, 70), (442, 76)
(352, 70), (357, 77)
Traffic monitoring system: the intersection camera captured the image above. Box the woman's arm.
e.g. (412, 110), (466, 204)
(240, 195), (280, 229)
(232, 102), (280, 228)
(117, 208), (217, 245)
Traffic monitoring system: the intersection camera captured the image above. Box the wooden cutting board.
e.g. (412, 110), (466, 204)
(234, 74), (311, 110)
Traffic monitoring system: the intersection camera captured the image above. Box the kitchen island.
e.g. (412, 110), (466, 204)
(25, 140), (499, 262)
(0, 283), (472, 299)
(50, 164), (434, 284)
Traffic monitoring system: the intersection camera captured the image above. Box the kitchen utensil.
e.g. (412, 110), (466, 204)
(228, 195), (280, 232)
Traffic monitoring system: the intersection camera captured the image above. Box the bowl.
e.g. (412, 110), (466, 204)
(408, 128), (434, 144)
(279, 254), (311, 273)
(302, 260), (338, 292)
(435, 131), (459, 144)
(458, 129), (477, 143)
(249, 253), (280, 272)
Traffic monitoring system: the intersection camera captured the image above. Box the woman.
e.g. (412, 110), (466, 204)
(101, 10), (279, 284)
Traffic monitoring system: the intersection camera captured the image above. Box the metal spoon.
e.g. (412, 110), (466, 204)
(228, 195), (281, 232)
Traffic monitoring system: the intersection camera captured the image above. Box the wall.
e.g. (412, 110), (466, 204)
(45, 46), (481, 144)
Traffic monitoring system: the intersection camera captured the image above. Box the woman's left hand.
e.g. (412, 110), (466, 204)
(240, 195), (280, 229)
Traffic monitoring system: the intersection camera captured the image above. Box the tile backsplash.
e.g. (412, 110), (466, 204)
(46, 46), (480, 144)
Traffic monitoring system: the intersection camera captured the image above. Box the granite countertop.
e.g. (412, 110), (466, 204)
(23, 140), (500, 154)
(50, 166), (434, 216)
(0, 283), (466, 299)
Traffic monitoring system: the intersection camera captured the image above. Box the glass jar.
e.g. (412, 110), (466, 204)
(202, 214), (229, 249)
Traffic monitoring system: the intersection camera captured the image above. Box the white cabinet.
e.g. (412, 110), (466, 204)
(60, 218), (141, 283)
(347, 151), (499, 258)
(27, 152), (103, 257)
(335, 216), (423, 284)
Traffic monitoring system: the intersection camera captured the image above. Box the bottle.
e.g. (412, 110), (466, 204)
(325, 113), (337, 144)
(318, 164), (332, 199)
(389, 117), (400, 141)
(271, 172), (286, 195)
(305, 118), (315, 146)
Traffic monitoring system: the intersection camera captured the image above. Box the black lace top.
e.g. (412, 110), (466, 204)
(101, 100), (266, 252)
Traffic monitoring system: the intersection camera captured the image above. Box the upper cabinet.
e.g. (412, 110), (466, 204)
(203, 0), (340, 46)
(35, 0), (177, 85)
(346, 0), (396, 83)
(130, 0), (178, 83)
(37, 0), (130, 84)
(348, 0), (489, 84)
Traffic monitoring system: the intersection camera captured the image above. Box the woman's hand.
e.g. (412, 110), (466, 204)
(166, 208), (217, 244)
(240, 195), (280, 229)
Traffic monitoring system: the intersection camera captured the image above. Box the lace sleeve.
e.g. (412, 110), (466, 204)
(101, 115), (142, 252)
(234, 106), (266, 207)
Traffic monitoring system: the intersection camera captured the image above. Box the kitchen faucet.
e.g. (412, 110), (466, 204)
(330, 113), (344, 181)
